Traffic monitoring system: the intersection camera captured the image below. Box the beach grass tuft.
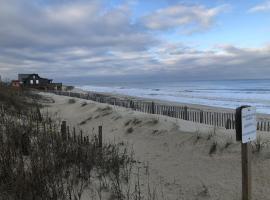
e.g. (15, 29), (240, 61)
(81, 101), (87, 107)
(126, 127), (134, 134)
(68, 98), (76, 104)
(209, 141), (218, 155)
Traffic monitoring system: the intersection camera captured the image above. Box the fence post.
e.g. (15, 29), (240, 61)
(0, 126), (3, 145)
(21, 132), (30, 156)
(184, 106), (188, 120)
(61, 121), (67, 140)
(73, 127), (76, 142)
(98, 125), (102, 148)
(151, 101), (155, 114)
(200, 111), (204, 123)
(67, 126), (70, 140)
(80, 130), (83, 144)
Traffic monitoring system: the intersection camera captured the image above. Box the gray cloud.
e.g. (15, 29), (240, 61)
(0, 0), (269, 83)
(140, 4), (228, 32)
(147, 44), (270, 80)
(0, 0), (153, 49)
(0, 0), (157, 78)
(57, 43), (270, 83)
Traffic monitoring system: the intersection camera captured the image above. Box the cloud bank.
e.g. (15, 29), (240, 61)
(0, 0), (269, 83)
(140, 4), (228, 32)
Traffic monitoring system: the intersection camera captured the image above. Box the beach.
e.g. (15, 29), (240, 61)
(41, 91), (270, 200)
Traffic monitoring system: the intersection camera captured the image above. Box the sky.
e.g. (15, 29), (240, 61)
(0, 0), (270, 83)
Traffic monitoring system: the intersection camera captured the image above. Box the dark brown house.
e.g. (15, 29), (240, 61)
(18, 74), (62, 90)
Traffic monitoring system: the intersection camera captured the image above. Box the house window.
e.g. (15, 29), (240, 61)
(33, 75), (35, 79)
(30, 80), (33, 84)
(36, 80), (39, 84)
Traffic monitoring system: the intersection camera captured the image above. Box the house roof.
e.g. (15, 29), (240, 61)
(18, 74), (31, 82)
(18, 73), (53, 82)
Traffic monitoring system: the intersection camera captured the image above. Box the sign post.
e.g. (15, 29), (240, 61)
(235, 106), (256, 200)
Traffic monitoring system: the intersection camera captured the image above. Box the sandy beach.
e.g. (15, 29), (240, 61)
(40, 92), (270, 200)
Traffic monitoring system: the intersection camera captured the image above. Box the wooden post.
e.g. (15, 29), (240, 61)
(236, 106), (255, 200)
(98, 126), (102, 148)
(36, 120), (39, 134)
(73, 127), (76, 142)
(151, 101), (155, 114)
(0, 126), (3, 145)
(80, 130), (83, 144)
(49, 118), (52, 136)
(200, 111), (204, 123)
(61, 121), (67, 140)
(21, 132), (30, 156)
(241, 143), (252, 200)
(67, 126), (70, 140)
(184, 106), (188, 120)
(43, 122), (46, 135)
(222, 113), (225, 127)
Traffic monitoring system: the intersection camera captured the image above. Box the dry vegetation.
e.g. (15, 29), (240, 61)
(0, 83), (41, 112)
(0, 85), (165, 200)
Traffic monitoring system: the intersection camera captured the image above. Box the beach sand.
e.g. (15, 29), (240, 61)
(41, 92), (270, 200)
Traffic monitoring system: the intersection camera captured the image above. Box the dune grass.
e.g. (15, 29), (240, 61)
(0, 86), (166, 200)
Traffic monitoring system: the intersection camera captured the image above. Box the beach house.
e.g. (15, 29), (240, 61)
(17, 73), (62, 90)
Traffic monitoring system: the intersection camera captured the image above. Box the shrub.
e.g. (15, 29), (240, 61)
(124, 120), (132, 126)
(224, 136), (233, 149)
(81, 102), (87, 107)
(0, 105), (135, 200)
(126, 127), (134, 134)
(209, 142), (217, 155)
(68, 98), (76, 104)
(252, 136), (268, 153)
(79, 116), (92, 125)
(149, 118), (159, 125)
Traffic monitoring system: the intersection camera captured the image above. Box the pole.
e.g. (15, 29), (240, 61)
(236, 106), (253, 200)
(242, 142), (251, 200)
(98, 126), (102, 148)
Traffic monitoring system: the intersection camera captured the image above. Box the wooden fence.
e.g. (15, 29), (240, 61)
(0, 104), (103, 153)
(48, 90), (270, 132)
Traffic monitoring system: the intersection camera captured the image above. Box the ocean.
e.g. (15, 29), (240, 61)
(77, 79), (270, 114)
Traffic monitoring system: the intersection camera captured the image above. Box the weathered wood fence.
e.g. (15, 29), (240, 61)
(48, 90), (270, 132)
(0, 104), (103, 154)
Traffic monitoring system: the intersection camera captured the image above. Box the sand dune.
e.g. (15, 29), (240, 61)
(41, 92), (270, 200)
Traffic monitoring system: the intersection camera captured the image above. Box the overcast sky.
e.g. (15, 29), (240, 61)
(1, 0), (270, 83)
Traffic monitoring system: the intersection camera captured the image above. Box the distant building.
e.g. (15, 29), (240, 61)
(11, 80), (20, 88)
(19, 74), (53, 85)
(15, 73), (62, 90)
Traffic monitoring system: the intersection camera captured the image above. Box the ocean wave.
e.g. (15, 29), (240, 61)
(78, 80), (270, 114)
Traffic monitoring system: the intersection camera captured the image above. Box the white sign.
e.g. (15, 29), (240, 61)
(242, 107), (256, 143)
